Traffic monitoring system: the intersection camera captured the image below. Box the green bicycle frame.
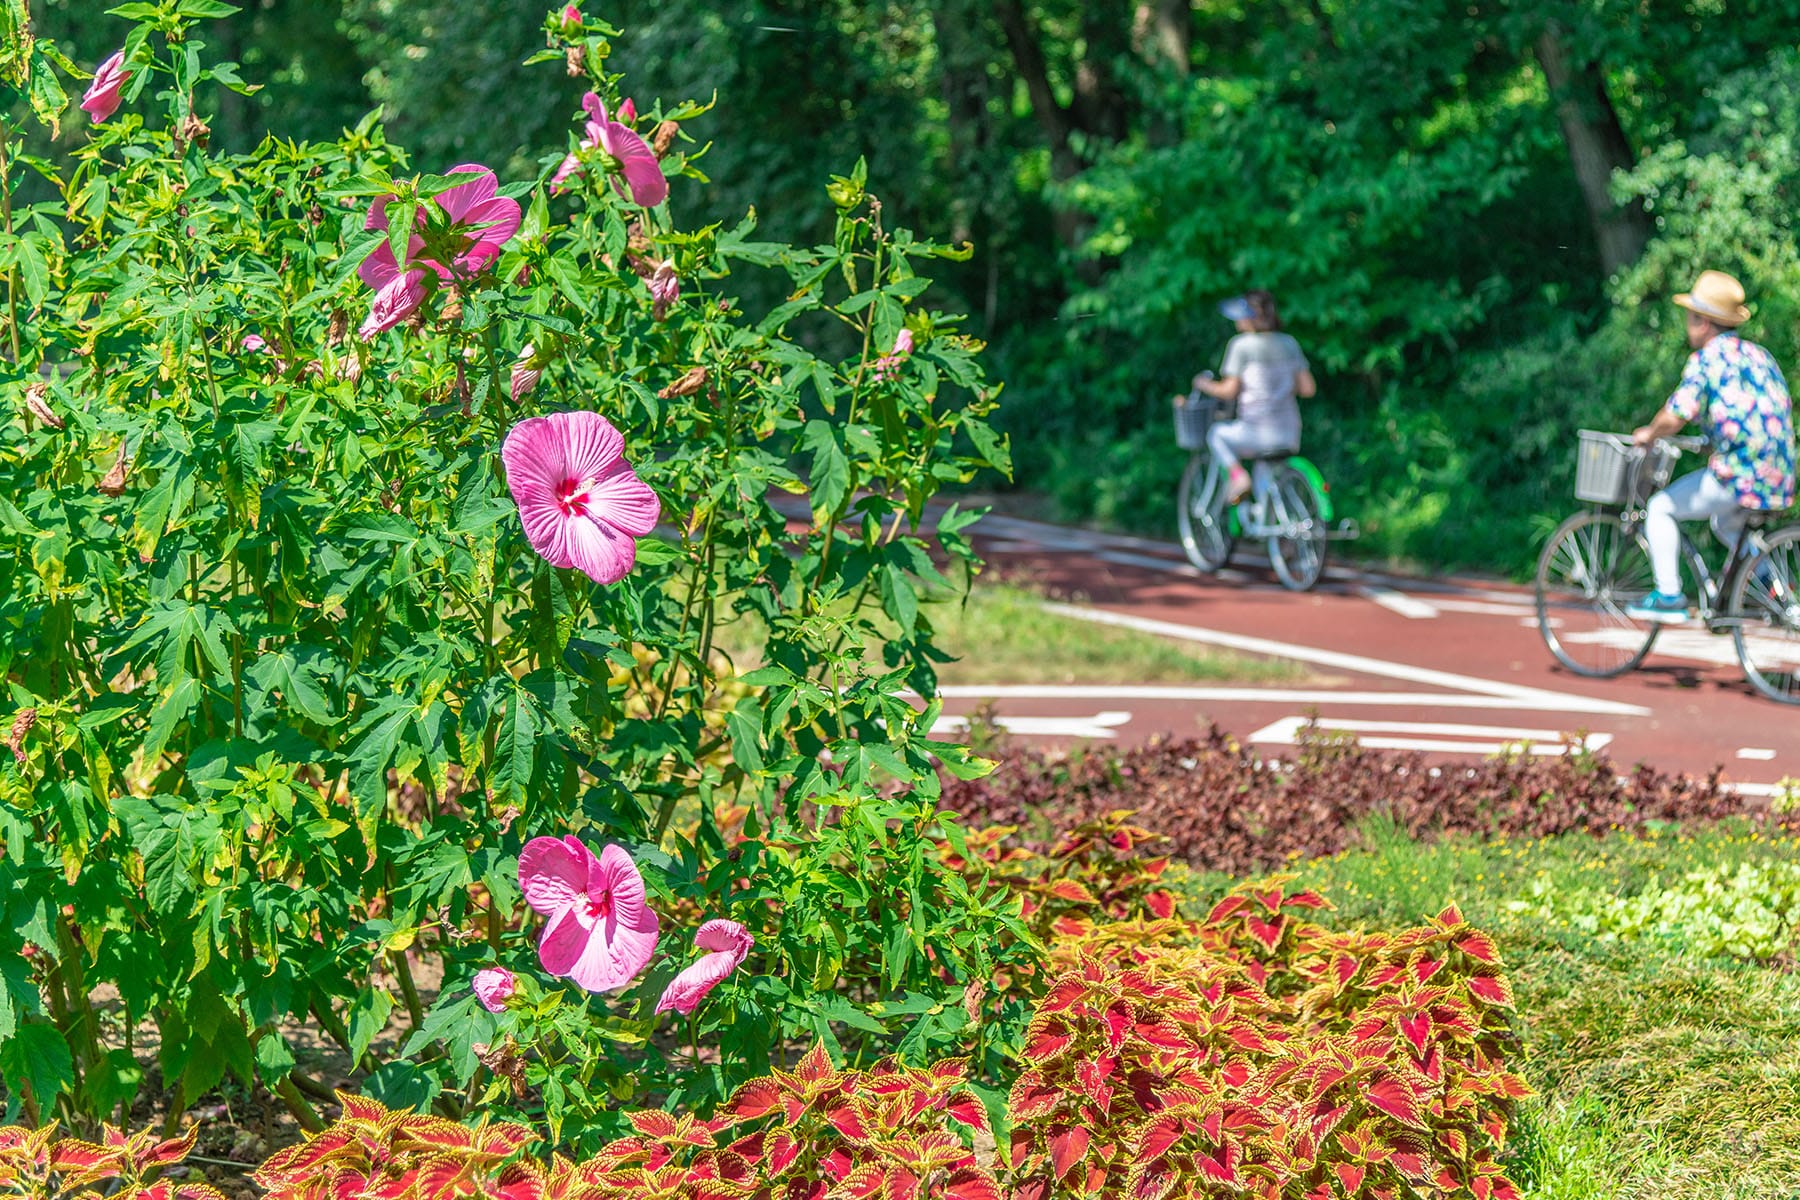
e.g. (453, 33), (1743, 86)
(1226, 455), (1335, 537)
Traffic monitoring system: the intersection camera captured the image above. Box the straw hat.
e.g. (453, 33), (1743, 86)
(1673, 269), (1751, 327)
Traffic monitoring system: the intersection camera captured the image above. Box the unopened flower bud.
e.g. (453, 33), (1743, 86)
(510, 344), (544, 402)
(23, 382), (62, 430)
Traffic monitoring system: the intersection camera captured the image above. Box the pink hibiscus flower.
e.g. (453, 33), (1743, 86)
(471, 967), (516, 1013)
(648, 260), (679, 320)
(358, 164), (521, 291)
(82, 51), (129, 124)
(518, 836), (660, 993)
(551, 93), (667, 208)
(241, 334), (269, 353)
(873, 328), (915, 381)
(500, 410), (660, 585)
(656, 919), (753, 1015)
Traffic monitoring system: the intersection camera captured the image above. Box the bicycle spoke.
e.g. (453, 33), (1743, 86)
(1536, 512), (1658, 678)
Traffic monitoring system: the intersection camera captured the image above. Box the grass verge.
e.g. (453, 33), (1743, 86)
(714, 582), (1308, 686)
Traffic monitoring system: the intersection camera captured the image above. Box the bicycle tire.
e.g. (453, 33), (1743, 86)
(1729, 524), (1800, 705)
(1176, 454), (1233, 572)
(1265, 464), (1327, 592)
(1534, 510), (1659, 678)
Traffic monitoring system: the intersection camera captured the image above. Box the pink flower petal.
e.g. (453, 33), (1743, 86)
(550, 153), (582, 194)
(518, 835), (587, 916)
(557, 408), (626, 480)
(557, 515), (639, 584)
(655, 920), (753, 1015)
(434, 165), (500, 223)
(537, 904), (594, 977)
(358, 269), (426, 339)
(584, 460), (661, 537)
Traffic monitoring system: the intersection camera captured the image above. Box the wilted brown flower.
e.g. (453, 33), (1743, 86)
(327, 308), (349, 348)
(97, 441), (130, 496)
(658, 366), (708, 400)
(565, 44), (586, 75)
(174, 111), (211, 152)
(474, 1040), (528, 1097)
(23, 382), (62, 430)
(653, 120), (680, 158)
(7, 708), (37, 765)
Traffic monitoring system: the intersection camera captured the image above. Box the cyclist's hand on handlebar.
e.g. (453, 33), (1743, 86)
(1631, 425), (1656, 448)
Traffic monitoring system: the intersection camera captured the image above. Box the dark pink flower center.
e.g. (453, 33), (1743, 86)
(558, 476), (595, 518)
(584, 888), (614, 922)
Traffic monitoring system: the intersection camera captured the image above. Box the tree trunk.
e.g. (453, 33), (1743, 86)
(1533, 25), (1651, 275)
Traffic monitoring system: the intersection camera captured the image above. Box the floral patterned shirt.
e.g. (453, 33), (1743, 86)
(1664, 332), (1796, 510)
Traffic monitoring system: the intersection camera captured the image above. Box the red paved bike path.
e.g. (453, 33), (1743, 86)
(937, 512), (1796, 794)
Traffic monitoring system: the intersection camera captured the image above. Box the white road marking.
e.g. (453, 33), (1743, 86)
(1723, 781), (1795, 798)
(1248, 715), (1612, 756)
(1040, 602), (1651, 716)
(1435, 598), (1539, 616)
(927, 684), (1636, 713)
(1357, 585), (1440, 619)
(928, 710), (1132, 740)
(1564, 626), (1800, 669)
(1737, 747), (1778, 761)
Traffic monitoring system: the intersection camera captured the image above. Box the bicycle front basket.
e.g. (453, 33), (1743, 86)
(1174, 396), (1215, 451)
(1574, 430), (1641, 505)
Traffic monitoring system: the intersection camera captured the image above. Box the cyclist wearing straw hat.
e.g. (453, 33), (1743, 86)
(1626, 269), (1797, 624)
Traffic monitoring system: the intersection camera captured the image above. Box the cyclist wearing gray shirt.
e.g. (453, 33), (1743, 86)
(1193, 290), (1316, 503)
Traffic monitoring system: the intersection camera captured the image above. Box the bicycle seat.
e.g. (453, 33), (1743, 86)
(1244, 448), (1300, 463)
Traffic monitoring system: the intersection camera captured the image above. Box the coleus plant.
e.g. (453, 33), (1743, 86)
(1004, 879), (1527, 1200)
(0, 1122), (225, 1200)
(251, 1045), (1001, 1200)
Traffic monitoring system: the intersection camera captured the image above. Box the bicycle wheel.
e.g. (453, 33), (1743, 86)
(1176, 454), (1233, 572)
(1534, 510), (1659, 677)
(1729, 525), (1800, 704)
(1265, 464), (1327, 592)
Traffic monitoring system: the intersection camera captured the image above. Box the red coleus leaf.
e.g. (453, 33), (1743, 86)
(947, 1097), (990, 1135)
(1397, 1012), (1432, 1056)
(1145, 890), (1176, 919)
(1048, 1125), (1090, 1182)
(766, 1130), (800, 1176)
(1284, 889), (1329, 910)
(1252, 886), (1285, 913)
(1135, 1116), (1185, 1160)
(1364, 1075), (1425, 1127)
(1412, 957), (1445, 985)
(1335, 1162), (1366, 1194)
(825, 1102), (872, 1143)
(1048, 879), (1098, 904)
(146, 1125), (200, 1167)
(1104, 1002), (1133, 1052)
(795, 1042), (837, 1082)
(1466, 974), (1515, 1008)
(1333, 955), (1359, 988)
(821, 1146), (854, 1181)
(1246, 916), (1285, 951)
(1009, 1074), (1065, 1122)
(724, 1078), (782, 1121)
(1024, 1026), (1076, 1062)
(1193, 1139), (1240, 1184)
(1390, 1151), (1429, 1179)
(1436, 904), (1465, 928)
(1205, 895), (1249, 925)
(1127, 1156), (1178, 1200)
(1456, 932), (1501, 964)
(942, 1168), (1004, 1200)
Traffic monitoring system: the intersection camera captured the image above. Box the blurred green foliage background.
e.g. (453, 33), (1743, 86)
(22, 0), (1800, 574)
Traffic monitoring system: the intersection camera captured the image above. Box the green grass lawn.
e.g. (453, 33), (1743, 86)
(1201, 822), (1800, 1199)
(714, 582), (1308, 686)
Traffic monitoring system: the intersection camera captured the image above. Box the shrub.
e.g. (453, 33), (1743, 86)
(940, 726), (1747, 875)
(1, 0), (1022, 1140)
(0, 1121), (223, 1200)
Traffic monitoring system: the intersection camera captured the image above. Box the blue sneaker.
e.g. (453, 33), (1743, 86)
(1626, 591), (1689, 624)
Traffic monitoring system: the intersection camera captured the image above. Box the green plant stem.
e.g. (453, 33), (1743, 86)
(274, 1076), (326, 1133)
(390, 947), (426, 1034)
(0, 118), (21, 365)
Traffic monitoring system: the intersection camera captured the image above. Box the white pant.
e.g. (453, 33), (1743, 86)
(1645, 468), (1750, 596)
(1208, 420), (1295, 501)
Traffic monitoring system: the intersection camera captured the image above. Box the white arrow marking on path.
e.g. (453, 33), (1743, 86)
(924, 685), (1631, 712)
(1040, 602), (1650, 716)
(1248, 716), (1613, 756)
(1356, 585), (1440, 619)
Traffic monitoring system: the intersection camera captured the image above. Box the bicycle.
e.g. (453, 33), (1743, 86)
(1533, 429), (1800, 704)
(1171, 390), (1356, 592)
